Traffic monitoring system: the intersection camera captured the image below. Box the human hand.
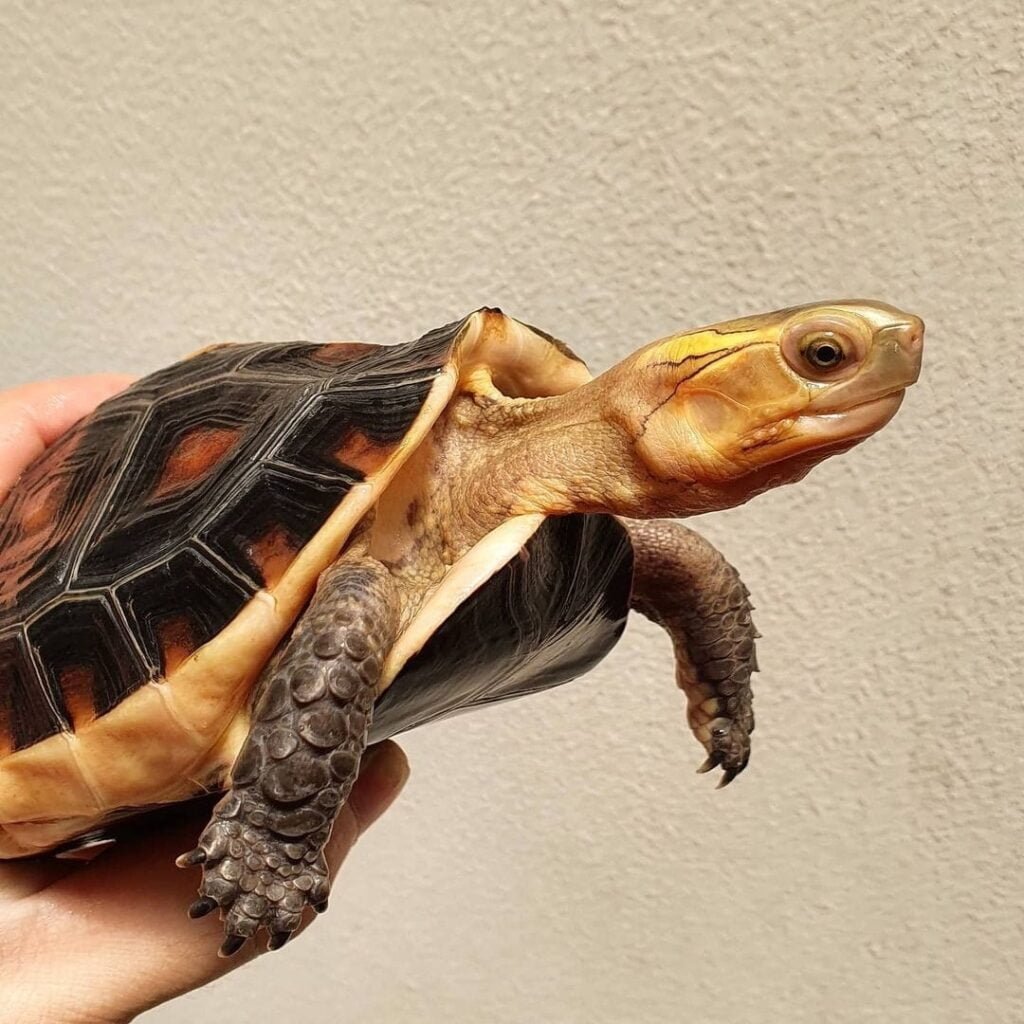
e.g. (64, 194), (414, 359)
(0, 378), (410, 1024)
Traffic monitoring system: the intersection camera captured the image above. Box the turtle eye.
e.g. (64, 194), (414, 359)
(802, 333), (846, 371)
(781, 319), (863, 381)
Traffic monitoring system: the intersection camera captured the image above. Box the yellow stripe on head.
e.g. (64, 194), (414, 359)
(636, 306), (803, 370)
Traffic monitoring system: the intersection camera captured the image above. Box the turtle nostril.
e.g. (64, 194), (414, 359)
(900, 317), (925, 357)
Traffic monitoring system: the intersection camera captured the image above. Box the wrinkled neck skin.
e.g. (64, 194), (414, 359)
(454, 371), (808, 522)
(361, 363), (834, 635)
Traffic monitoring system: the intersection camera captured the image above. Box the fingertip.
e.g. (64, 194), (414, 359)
(1, 374), (135, 443)
(322, 742), (409, 873)
(366, 739), (411, 791)
(0, 374), (135, 498)
(350, 740), (410, 833)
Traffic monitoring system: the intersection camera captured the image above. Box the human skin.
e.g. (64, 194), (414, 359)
(0, 377), (410, 1024)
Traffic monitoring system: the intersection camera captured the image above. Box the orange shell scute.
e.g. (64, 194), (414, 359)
(59, 665), (98, 729)
(312, 342), (379, 364)
(243, 525), (302, 590)
(333, 428), (394, 476)
(158, 614), (199, 676)
(151, 426), (242, 500)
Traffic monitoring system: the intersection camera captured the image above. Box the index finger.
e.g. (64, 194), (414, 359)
(0, 375), (134, 499)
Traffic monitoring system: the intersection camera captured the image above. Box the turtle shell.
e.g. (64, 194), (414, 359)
(372, 512), (633, 741)
(0, 310), (631, 857)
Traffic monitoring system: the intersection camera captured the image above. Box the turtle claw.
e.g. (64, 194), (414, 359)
(267, 931), (292, 951)
(176, 848), (207, 868)
(219, 934), (247, 959)
(188, 896), (218, 919)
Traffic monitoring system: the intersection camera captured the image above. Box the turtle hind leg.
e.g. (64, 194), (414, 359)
(623, 518), (758, 787)
(177, 557), (400, 955)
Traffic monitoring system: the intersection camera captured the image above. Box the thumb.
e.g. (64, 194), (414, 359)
(324, 740), (410, 877)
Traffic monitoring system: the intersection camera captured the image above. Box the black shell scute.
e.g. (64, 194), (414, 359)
(0, 316), (471, 753)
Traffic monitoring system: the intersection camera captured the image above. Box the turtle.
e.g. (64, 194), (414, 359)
(0, 299), (923, 955)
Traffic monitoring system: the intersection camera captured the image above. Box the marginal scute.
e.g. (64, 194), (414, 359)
(201, 465), (359, 592)
(330, 428), (395, 477)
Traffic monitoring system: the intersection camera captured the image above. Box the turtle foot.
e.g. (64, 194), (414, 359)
(179, 811), (330, 956)
(695, 716), (751, 788)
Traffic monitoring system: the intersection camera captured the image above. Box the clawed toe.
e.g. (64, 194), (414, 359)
(696, 716), (750, 787)
(219, 934), (247, 958)
(188, 896), (218, 919)
(179, 817), (331, 954)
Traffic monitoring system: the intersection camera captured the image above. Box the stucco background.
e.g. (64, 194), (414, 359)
(1, 1), (1021, 1022)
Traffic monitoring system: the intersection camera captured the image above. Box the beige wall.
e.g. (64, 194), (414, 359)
(2, 1), (1021, 1021)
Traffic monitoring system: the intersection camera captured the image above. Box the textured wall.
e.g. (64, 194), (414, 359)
(1, 1), (1021, 1022)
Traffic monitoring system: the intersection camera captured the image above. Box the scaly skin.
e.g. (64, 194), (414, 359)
(179, 558), (399, 956)
(624, 519), (757, 787)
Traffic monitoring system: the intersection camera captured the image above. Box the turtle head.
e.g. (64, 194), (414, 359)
(619, 300), (924, 511)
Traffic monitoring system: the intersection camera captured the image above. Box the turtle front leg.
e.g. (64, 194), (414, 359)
(623, 519), (758, 787)
(178, 557), (400, 956)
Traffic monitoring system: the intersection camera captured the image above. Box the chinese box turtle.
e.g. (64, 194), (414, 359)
(0, 301), (923, 954)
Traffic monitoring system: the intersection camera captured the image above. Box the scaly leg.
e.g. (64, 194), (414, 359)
(178, 557), (400, 955)
(623, 519), (757, 787)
